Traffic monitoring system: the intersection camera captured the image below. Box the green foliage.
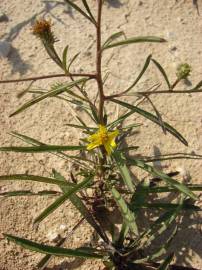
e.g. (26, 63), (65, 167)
(1, 1), (202, 270)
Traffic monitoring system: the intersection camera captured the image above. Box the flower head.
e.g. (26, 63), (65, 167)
(176, 63), (191, 79)
(32, 19), (55, 44)
(87, 125), (119, 155)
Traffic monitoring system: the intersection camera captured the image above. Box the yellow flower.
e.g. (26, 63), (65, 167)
(87, 125), (119, 155)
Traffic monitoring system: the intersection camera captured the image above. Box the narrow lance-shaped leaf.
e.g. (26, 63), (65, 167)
(134, 226), (177, 263)
(148, 184), (202, 193)
(190, 80), (202, 91)
(0, 144), (85, 153)
(53, 170), (109, 243)
(117, 181), (149, 246)
(62, 44), (69, 71)
(67, 52), (80, 73)
(102, 31), (125, 49)
(0, 190), (61, 197)
(9, 131), (88, 167)
(112, 99), (188, 146)
(130, 196), (184, 249)
(123, 54), (152, 93)
(129, 159), (197, 200)
(130, 202), (201, 211)
(34, 176), (92, 225)
(113, 151), (135, 192)
(64, 0), (96, 24)
(111, 187), (138, 235)
(10, 78), (87, 117)
(81, 0), (96, 24)
(103, 36), (166, 50)
(0, 174), (68, 186)
(37, 218), (85, 270)
(4, 234), (103, 259)
(152, 58), (171, 89)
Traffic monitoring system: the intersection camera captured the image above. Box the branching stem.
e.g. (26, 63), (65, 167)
(0, 73), (96, 84)
(96, 0), (105, 124)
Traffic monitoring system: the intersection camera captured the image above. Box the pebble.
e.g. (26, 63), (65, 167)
(46, 230), (60, 242)
(0, 11), (8, 22)
(0, 41), (11, 58)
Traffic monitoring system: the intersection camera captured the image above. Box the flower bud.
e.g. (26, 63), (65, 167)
(176, 63), (191, 79)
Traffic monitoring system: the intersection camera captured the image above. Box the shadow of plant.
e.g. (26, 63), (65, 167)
(2, 1), (67, 75)
(105, 0), (123, 8)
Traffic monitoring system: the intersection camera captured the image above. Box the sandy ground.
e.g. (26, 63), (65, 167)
(0, 0), (202, 269)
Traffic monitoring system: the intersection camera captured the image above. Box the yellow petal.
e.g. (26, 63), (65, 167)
(110, 139), (117, 149)
(87, 140), (101, 150)
(99, 125), (107, 133)
(104, 141), (112, 155)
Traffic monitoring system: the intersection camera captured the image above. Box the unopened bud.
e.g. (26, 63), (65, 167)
(176, 63), (191, 79)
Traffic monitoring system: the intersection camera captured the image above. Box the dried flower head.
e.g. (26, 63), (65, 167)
(176, 63), (191, 79)
(32, 19), (56, 44)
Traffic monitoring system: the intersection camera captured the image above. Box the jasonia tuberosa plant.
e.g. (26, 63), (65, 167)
(0, 1), (202, 270)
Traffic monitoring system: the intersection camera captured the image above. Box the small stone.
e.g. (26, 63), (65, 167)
(59, 224), (67, 232)
(0, 41), (11, 58)
(170, 46), (177, 51)
(0, 12), (8, 22)
(46, 230), (60, 242)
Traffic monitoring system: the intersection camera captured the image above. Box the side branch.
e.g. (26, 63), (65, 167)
(0, 73), (96, 84)
(105, 89), (202, 99)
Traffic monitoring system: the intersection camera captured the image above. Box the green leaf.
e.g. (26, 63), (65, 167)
(117, 181), (149, 246)
(62, 44), (69, 71)
(64, 0), (95, 24)
(0, 190), (61, 197)
(37, 219), (84, 269)
(4, 234), (103, 259)
(67, 52), (80, 73)
(34, 176), (92, 225)
(102, 31), (125, 49)
(190, 80), (202, 91)
(111, 187), (138, 235)
(130, 202), (201, 211)
(113, 151), (135, 192)
(134, 196), (184, 249)
(0, 174), (67, 186)
(123, 54), (152, 93)
(65, 123), (95, 131)
(135, 226), (177, 263)
(81, 0), (96, 24)
(108, 111), (133, 129)
(130, 181), (150, 213)
(148, 184), (202, 193)
(53, 170), (109, 243)
(10, 78), (87, 117)
(0, 144), (85, 153)
(158, 253), (175, 270)
(129, 159), (197, 200)
(112, 99), (188, 146)
(116, 222), (129, 247)
(103, 36), (166, 50)
(152, 59), (171, 89)
(9, 132), (88, 168)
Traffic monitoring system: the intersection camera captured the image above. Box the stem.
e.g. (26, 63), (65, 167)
(171, 77), (181, 90)
(96, 0), (105, 124)
(0, 73), (96, 84)
(105, 88), (202, 99)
